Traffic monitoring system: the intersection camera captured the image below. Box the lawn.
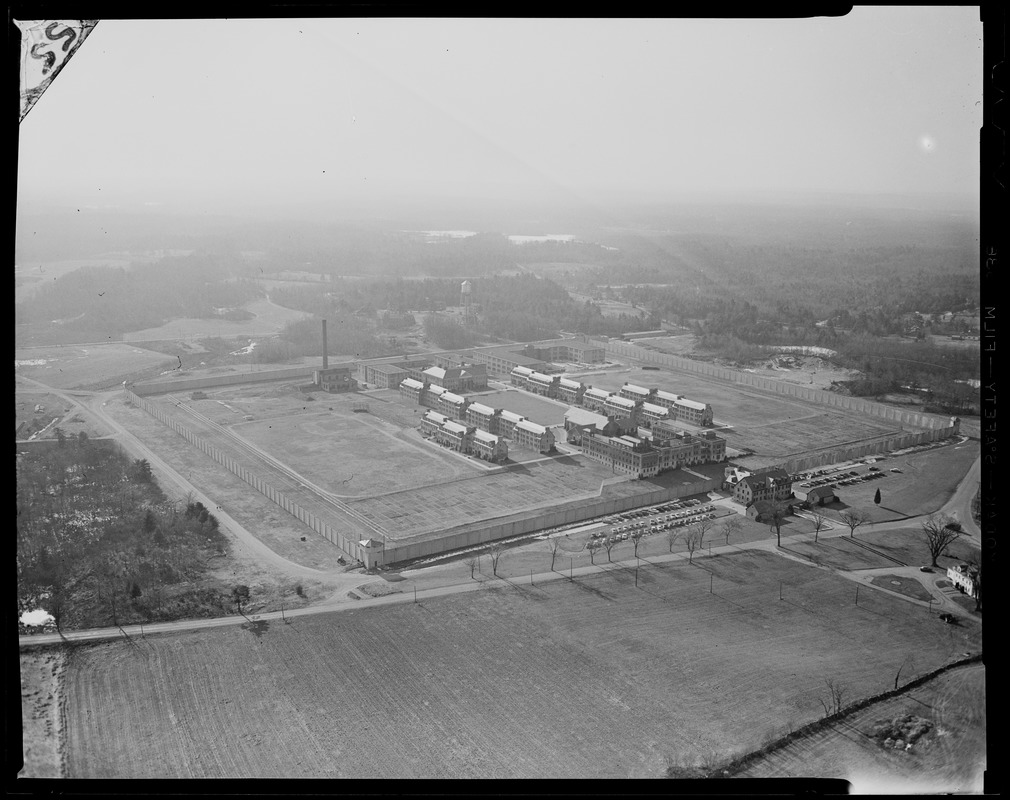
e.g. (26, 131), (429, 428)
(467, 388), (571, 426)
(60, 549), (981, 779)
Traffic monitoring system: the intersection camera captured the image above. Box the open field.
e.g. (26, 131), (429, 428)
(59, 550), (981, 779)
(14, 344), (178, 391)
(122, 298), (312, 342)
(738, 662), (985, 793)
(466, 387), (570, 426)
(232, 403), (479, 496)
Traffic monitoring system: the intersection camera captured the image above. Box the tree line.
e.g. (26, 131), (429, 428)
(17, 437), (234, 631)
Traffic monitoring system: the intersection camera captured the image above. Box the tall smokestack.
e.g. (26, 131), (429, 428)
(321, 319), (328, 369)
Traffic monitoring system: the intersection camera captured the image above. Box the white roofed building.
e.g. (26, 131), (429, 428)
(513, 419), (556, 453)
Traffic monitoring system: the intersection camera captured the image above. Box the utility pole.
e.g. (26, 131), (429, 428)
(779, 581), (783, 601)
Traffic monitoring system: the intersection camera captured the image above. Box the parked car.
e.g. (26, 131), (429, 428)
(890, 468), (902, 473)
(939, 613), (957, 624)
(919, 566), (932, 573)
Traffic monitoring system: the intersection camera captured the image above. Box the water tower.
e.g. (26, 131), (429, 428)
(461, 280), (475, 325)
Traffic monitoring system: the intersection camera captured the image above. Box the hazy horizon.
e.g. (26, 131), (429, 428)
(16, 11), (982, 222)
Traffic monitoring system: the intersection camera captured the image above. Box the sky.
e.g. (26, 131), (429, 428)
(16, 10), (983, 216)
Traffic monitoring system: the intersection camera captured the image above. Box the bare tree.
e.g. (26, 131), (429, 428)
(586, 539), (602, 565)
(602, 536), (617, 562)
(818, 678), (848, 716)
(464, 555), (479, 579)
(232, 585), (250, 614)
(809, 510), (829, 543)
(695, 516), (715, 546)
(840, 509), (869, 538)
(765, 500), (791, 547)
(683, 525), (704, 564)
(666, 530), (682, 553)
(721, 515), (743, 546)
(546, 538), (563, 571)
(921, 513), (961, 567)
(487, 543), (504, 576)
(630, 529), (646, 558)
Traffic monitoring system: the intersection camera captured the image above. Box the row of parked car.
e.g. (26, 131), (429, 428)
(594, 505), (718, 540)
(800, 467), (890, 489)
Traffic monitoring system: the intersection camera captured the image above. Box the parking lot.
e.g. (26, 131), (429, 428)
(795, 464), (897, 491)
(584, 498), (724, 544)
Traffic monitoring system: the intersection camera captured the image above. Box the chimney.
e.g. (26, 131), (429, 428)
(321, 319), (328, 369)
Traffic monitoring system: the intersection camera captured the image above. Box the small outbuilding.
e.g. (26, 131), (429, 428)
(805, 486), (837, 506)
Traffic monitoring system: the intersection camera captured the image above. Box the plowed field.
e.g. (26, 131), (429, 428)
(62, 551), (981, 779)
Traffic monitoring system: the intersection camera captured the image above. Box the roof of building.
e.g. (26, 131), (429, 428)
(564, 408), (610, 427)
(516, 419), (548, 435)
(441, 392), (467, 404)
(675, 397), (708, 411)
(807, 486), (836, 499)
(584, 387), (611, 399)
(622, 383), (652, 395)
(530, 371), (556, 383)
(371, 364), (407, 375)
(443, 421), (470, 435)
(511, 366), (535, 376)
(558, 377), (583, 390)
(427, 384), (448, 396)
(400, 378), (425, 389)
(422, 410), (449, 423)
(499, 410), (525, 423)
(473, 429), (501, 444)
(655, 390), (681, 402)
(605, 395), (638, 409)
(641, 402), (669, 415)
(468, 402), (496, 416)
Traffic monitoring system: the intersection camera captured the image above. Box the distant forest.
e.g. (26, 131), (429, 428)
(16, 203), (980, 410)
(15, 253), (261, 345)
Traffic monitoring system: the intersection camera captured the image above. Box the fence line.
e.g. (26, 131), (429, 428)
(597, 339), (960, 434)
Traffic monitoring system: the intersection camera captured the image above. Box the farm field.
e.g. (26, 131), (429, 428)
(60, 550), (981, 779)
(14, 344), (178, 390)
(737, 662), (985, 793)
(466, 387), (570, 426)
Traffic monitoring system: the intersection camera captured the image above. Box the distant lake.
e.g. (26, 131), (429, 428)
(508, 234), (576, 244)
(404, 230), (478, 240)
